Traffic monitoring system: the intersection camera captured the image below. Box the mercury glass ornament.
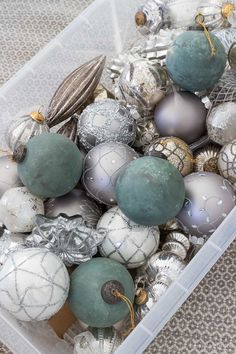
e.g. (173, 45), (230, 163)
(45, 187), (102, 227)
(177, 172), (236, 238)
(78, 99), (136, 152)
(17, 133), (83, 198)
(0, 155), (22, 197)
(154, 91), (207, 144)
(218, 139), (236, 184)
(0, 187), (44, 233)
(6, 111), (49, 152)
(193, 144), (221, 173)
(116, 156), (185, 226)
(166, 31), (226, 92)
(26, 214), (104, 266)
(144, 137), (193, 176)
(133, 120), (160, 152)
(83, 142), (138, 205)
(0, 248), (69, 321)
(0, 229), (26, 265)
(166, 231), (190, 251)
(196, 2), (234, 29)
(207, 102), (236, 146)
(97, 207), (160, 269)
(68, 258), (135, 328)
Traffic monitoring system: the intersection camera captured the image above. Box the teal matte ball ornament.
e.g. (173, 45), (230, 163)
(115, 156), (185, 226)
(68, 258), (135, 328)
(166, 30), (226, 92)
(17, 133), (83, 198)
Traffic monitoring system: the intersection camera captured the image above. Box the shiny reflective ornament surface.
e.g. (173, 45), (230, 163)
(0, 187), (44, 233)
(213, 27), (236, 54)
(79, 99), (136, 152)
(144, 136), (193, 176)
(0, 229), (26, 265)
(177, 172), (236, 238)
(166, 231), (190, 251)
(83, 142), (138, 205)
(196, 2), (233, 29)
(207, 102), (236, 145)
(193, 144), (221, 173)
(45, 187), (102, 227)
(6, 111), (49, 152)
(0, 248), (69, 321)
(0, 155), (22, 198)
(26, 214), (104, 266)
(57, 116), (79, 145)
(162, 241), (187, 260)
(97, 207), (160, 269)
(218, 139), (236, 184)
(154, 91), (207, 144)
(133, 120), (160, 152)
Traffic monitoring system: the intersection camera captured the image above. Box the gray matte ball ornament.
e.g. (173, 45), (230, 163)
(83, 142), (139, 205)
(78, 99), (136, 152)
(154, 91), (207, 144)
(177, 172), (236, 239)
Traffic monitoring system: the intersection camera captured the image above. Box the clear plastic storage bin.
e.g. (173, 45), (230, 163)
(0, 0), (236, 353)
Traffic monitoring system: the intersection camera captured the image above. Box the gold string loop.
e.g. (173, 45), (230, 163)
(112, 290), (136, 336)
(196, 13), (216, 56)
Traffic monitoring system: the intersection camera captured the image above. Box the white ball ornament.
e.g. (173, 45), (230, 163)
(0, 187), (44, 232)
(0, 155), (22, 198)
(0, 248), (69, 321)
(97, 207), (160, 268)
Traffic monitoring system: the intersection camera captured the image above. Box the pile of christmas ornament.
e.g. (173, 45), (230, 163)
(1, 0), (236, 352)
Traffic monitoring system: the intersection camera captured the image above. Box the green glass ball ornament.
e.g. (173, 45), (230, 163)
(68, 258), (135, 328)
(115, 156), (185, 226)
(17, 133), (83, 198)
(166, 30), (226, 92)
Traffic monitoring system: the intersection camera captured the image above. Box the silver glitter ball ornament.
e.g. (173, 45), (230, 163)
(218, 139), (236, 184)
(166, 231), (190, 251)
(177, 172), (236, 238)
(0, 155), (22, 198)
(144, 136), (193, 176)
(45, 187), (103, 227)
(207, 102), (236, 146)
(133, 119), (160, 152)
(82, 142), (139, 205)
(154, 91), (207, 144)
(78, 99), (136, 152)
(193, 144), (221, 174)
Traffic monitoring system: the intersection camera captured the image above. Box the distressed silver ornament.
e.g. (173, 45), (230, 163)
(218, 139), (236, 184)
(177, 172), (236, 238)
(144, 136), (193, 176)
(193, 144), (221, 173)
(78, 99), (136, 152)
(45, 187), (103, 227)
(209, 69), (236, 108)
(46, 55), (106, 128)
(6, 111), (49, 152)
(26, 214), (104, 266)
(0, 229), (26, 265)
(0, 155), (22, 198)
(83, 142), (139, 205)
(56, 115), (79, 144)
(133, 119), (160, 152)
(166, 231), (190, 251)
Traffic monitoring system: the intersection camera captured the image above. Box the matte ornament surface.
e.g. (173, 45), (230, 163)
(79, 99), (136, 152)
(0, 187), (44, 233)
(177, 172), (236, 238)
(17, 133), (83, 198)
(0, 155), (22, 198)
(207, 102), (236, 145)
(68, 258), (135, 328)
(0, 248), (69, 321)
(83, 142), (138, 205)
(115, 156), (185, 226)
(166, 31), (226, 91)
(97, 207), (160, 269)
(26, 214), (104, 266)
(45, 187), (102, 227)
(218, 139), (236, 184)
(154, 91), (207, 144)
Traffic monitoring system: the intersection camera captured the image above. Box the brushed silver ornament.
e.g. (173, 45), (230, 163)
(57, 116), (79, 144)
(193, 144), (221, 173)
(166, 231), (190, 251)
(0, 155), (22, 198)
(218, 139), (236, 184)
(46, 55), (106, 128)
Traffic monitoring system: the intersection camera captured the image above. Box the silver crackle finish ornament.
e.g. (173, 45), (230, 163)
(56, 115), (79, 145)
(218, 139), (236, 184)
(82, 142), (139, 205)
(26, 214), (104, 266)
(177, 172), (236, 239)
(45, 187), (102, 227)
(193, 144), (221, 173)
(208, 70), (236, 108)
(207, 101), (236, 146)
(78, 99), (136, 152)
(133, 119), (160, 152)
(0, 229), (26, 265)
(0, 155), (22, 198)
(6, 111), (49, 152)
(144, 136), (193, 176)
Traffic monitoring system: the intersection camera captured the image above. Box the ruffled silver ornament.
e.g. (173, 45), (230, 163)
(166, 231), (190, 251)
(162, 241), (187, 260)
(0, 229), (26, 265)
(133, 119), (160, 152)
(26, 214), (104, 266)
(193, 144), (221, 173)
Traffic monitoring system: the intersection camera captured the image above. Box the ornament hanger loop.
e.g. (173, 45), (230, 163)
(196, 13), (216, 57)
(112, 289), (136, 336)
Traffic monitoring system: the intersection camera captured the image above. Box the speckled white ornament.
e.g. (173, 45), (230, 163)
(0, 155), (22, 197)
(97, 207), (160, 268)
(0, 248), (69, 321)
(177, 172), (236, 238)
(82, 142), (139, 205)
(78, 99), (136, 152)
(218, 139), (236, 184)
(0, 187), (44, 232)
